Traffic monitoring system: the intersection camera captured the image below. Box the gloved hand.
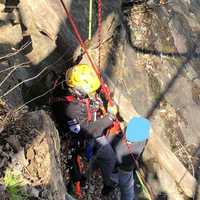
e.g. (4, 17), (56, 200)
(107, 102), (118, 116)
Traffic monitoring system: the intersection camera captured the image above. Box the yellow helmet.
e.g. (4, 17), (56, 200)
(66, 64), (101, 95)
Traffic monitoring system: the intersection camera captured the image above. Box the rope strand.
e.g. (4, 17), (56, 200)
(97, 0), (102, 70)
(58, 1), (154, 199)
(59, 0), (100, 78)
(88, 0), (93, 41)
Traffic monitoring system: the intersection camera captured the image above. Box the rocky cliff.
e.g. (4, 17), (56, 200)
(0, 109), (66, 199)
(0, 0), (200, 200)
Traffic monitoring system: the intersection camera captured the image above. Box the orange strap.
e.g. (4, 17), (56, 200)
(75, 156), (83, 198)
(75, 181), (82, 198)
(84, 98), (92, 121)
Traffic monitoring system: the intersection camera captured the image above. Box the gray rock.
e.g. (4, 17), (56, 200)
(19, 110), (66, 200)
(0, 184), (6, 192)
(6, 135), (22, 152)
(11, 148), (29, 170)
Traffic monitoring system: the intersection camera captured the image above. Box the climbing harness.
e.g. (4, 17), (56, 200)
(58, 0), (154, 199)
(51, 91), (104, 123)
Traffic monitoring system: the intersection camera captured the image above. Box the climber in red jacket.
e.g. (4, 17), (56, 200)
(51, 63), (118, 195)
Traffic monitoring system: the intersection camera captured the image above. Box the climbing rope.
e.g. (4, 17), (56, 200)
(97, 0), (102, 70)
(58, 1), (154, 199)
(136, 170), (153, 200)
(59, 0), (100, 79)
(88, 0), (93, 41)
(121, 128), (155, 200)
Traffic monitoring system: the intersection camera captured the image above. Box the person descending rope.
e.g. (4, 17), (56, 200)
(50, 63), (118, 197)
(51, 63), (117, 138)
(93, 116), (151, 199)
(55, 2), (153, 199)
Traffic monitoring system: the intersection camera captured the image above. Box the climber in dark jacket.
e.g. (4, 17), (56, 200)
(51, 63), (150, 199)
(94, 116), (151, 200)
(51, 64), (118, 195)
(51, 64), (117, 140)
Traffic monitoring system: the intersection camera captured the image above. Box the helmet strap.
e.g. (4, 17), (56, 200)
(69, 88), (87, 99)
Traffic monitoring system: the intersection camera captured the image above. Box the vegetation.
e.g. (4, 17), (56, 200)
(3, 169), (28, 200)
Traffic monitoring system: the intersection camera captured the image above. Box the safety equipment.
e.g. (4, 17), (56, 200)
(67, 119), (81, 134)
(66, 64), (101, 95)
(125, 117), (150, 142)
(107, 103), (118, 116)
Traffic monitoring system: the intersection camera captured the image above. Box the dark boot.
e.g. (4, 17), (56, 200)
(101, 185), (115, 196)
(80, 174), (87, 187)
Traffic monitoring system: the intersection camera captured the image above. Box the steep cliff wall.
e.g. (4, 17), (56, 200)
(102, 1), (200, 199)
(0, 0), (200, 200)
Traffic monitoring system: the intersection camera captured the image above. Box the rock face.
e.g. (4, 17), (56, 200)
(18, 110), (66, 200)
(101, 1), (200, 199)
(1, 0), (200, 199)
(0, 110), (66, 200)
(18, 0), (120, 64)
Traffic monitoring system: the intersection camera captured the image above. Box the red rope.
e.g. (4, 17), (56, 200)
(59, 1), (154, 198)
(59, 0), (112, 105)
(59, 0), (100, 78)
(98, 0), (102, 70)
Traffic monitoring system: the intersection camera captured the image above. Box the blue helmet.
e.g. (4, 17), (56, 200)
(125, 117), (151, 142)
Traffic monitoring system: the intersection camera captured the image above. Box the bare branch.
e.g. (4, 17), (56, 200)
(0, 41), (32, 61)
(0, 66), (49, 99)
(0, 50), (67, 100)
(0, 68), (17, 88)
(0, 62), (31, 90)
(15, 80), (65, 112)
(0, 61), (31, 74)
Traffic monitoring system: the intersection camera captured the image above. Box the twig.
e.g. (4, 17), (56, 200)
(0, 109), (14, 134)
(0, 68), (18, 88)
(0, 41), (32, 61)
(0, 49), (67, 100)
(0, 61), (31, 74)
(91, 35), (113, 50)
(15, 80), (65, 112)
(0, 66), (49, 99)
